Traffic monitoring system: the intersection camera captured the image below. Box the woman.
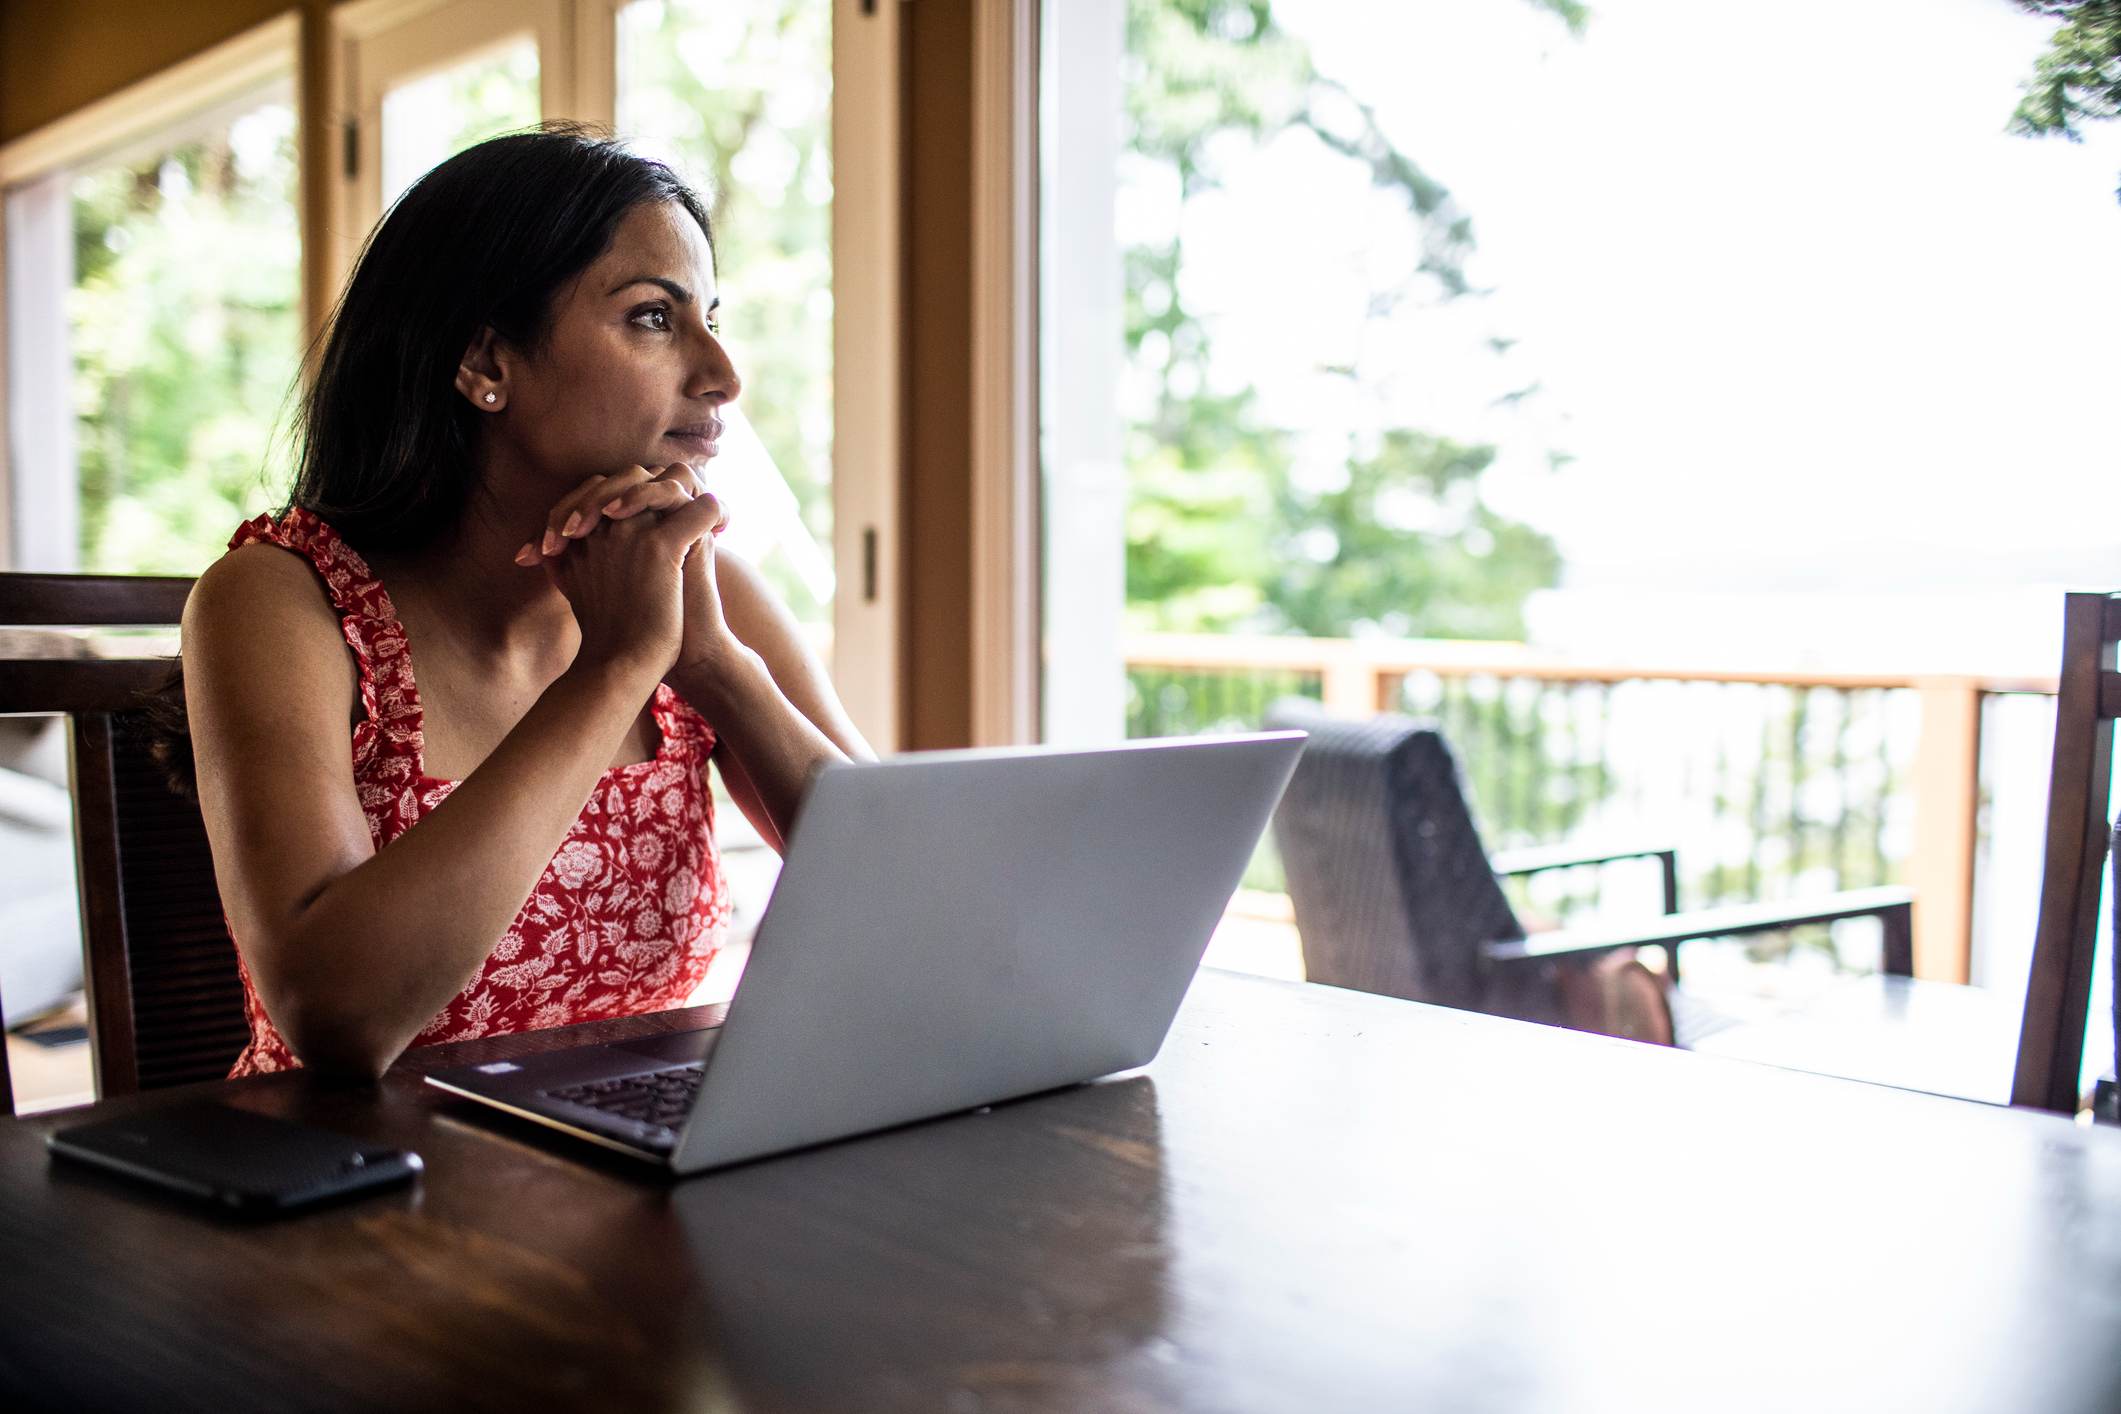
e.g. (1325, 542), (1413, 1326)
(181, 127), (868, 1081)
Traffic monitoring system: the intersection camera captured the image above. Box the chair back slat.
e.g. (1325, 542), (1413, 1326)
(107, 712), (247, 1090)
(2098, 671), (2121, 723)
(0, 660), (174, 714)
(1265, 698), (1526, 1012)
(70, 709), (246, 1098)
(2110, 820), (2121, 1106)
(69, 713), (138, 1096)
(2013, 591), (2120, 1112)
(0, 574), (192, 627)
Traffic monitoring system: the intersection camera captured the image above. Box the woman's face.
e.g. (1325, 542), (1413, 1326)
(486, 199), (739, 491)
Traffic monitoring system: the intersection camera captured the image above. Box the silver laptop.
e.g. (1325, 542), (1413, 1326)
(424, 731), (1305, 1174)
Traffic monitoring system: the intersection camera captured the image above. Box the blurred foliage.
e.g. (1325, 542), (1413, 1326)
(1120, 0), (1569, 642)
(2012, 1), (2121, 197)
(69, 102), (299, 573)
(1268, 431), (1565, 641)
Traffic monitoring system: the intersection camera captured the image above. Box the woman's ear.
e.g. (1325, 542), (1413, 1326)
(455, 326), (510, 412)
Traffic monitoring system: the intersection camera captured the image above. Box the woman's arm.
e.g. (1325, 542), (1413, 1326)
(667, 547), (866, 852)
(546, 470), (871, 850)
(188, 505), (711, 1079)
(716, 547), (874, 762)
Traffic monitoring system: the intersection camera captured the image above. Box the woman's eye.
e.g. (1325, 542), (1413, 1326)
(633, 306), (671, 332)
(706, 317), (722, 337)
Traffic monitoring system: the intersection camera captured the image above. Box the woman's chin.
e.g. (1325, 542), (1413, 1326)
(664, 435), (720, 461)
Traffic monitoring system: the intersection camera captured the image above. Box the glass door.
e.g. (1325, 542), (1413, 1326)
(377, 34), (541, 209)
(614, 0), (837, 647)
(335, 0), (569, 276)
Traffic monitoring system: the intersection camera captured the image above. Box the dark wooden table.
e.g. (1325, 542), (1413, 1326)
(4, 967), (2120, 1413)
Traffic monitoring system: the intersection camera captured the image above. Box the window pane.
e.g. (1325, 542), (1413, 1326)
(64, 89), (301, 574)
(380, 37), (541, 212)
(616, 0), (835, 635)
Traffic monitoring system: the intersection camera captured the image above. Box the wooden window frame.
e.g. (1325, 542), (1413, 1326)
(833, 0), (907, 752)
(968, 0), (1040, 747)
(900, 0), (1040, 751)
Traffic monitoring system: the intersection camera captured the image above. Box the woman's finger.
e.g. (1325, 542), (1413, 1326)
(651, 489), (730, 556)
(517, 472), (612, 565)
(600, 477), (696, 521)
(512, 465), (702, 565)
(554, 465), (656, 546)
(650, 462), (708, 499)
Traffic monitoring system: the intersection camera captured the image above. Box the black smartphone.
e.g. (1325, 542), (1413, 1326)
(48, 1102), (422, 1215)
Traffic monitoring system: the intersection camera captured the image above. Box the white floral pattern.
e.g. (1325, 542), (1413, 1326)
(225, 510), (729, 1076)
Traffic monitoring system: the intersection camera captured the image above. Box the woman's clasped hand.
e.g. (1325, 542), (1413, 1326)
(512, 461), (738, 682)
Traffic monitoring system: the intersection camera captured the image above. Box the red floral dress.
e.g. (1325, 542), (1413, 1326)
(223, 509), (731, 1077)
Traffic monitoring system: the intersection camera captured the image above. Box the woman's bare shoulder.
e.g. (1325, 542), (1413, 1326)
(183, 540), (353, 694)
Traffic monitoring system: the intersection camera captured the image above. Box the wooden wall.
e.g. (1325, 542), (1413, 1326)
(0, 1), (335, 147)
(901, 0), (978, 750)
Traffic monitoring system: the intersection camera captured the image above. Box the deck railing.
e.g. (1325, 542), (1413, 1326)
(1125, 633), (2059, 983)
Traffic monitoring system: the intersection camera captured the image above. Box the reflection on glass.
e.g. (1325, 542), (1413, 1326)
(617, 0), (835, 633)
(676, 1076), (1169, 1404)
(68, 88), (300, 573)
(380, 38), (541, 213)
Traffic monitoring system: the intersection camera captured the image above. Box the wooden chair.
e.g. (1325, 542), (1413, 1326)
(1270, 584), (2121, 1114)
(2013, 591), (2121, 1113)
(1689, 587), (2121, 1111)
(1262, 697), (1916, 1045)
(0, 572), (246, 1115)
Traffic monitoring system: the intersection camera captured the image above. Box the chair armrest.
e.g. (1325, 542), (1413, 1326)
(1491, 842), (1680, 916)
(1490, 841), (1677, 878)
(1482, 885), (1915, 975)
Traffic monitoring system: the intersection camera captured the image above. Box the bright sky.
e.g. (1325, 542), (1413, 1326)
(1164, 0), (2121, 666)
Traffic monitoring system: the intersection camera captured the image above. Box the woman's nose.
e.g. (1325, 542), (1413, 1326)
(692, 329), (741, 405)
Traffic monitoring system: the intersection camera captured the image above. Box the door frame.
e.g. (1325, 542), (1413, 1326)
(967, 0), (1040, 746)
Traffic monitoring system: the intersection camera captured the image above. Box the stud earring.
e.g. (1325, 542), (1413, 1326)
(483, 392), (498, 405)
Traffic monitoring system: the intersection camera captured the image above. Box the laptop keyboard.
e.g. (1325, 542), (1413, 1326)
(544, 1064), (705, 1131)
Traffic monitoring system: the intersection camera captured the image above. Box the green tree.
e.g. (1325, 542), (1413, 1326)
(1122, 0), (1580, 641)
(2010, 4), (2121, 147)
(2011, 0), (2121, 200)
(1265, 430), (1561, 641)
